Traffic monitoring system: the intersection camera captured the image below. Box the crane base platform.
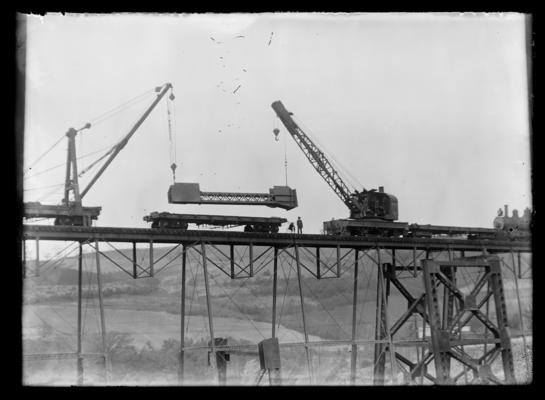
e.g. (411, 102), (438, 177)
(23, 202), (101, 226)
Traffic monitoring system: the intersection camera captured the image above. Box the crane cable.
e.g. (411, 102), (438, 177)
(23, 133), (66, 175)
(27, 87), (158, 180)
(166, 88), (177, 183)
(283, 121), (289, 186)
(87, 87), (156, 128)
(24, 88), (156, 178)
(294, 115), (363, 191)
(273, 115), (289, 186)
(24, 144), (118, 181)
(77, 146), (116, 178)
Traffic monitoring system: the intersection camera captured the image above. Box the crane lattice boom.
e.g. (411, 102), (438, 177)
(271, 100), (360, 214)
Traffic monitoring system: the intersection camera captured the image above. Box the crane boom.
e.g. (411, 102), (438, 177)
(81, 83), (173, 198)
(271, 100), (360, 214)
(271, 100), (399, 225)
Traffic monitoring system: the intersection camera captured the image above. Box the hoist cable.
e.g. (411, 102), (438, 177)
(24, 182), (65, 192)
(166, 89), (177, 182)
(36, 183), (66, 203)
(172, 95), (177, 165)
(284, 122), (289, 187)
(24, 133), (66, 175)
(294, 116), (363, 191)
(24, 87), (155, 178)
(87, 88), (156, 127)
(166, 99), (174, 163)
(78, 147), (116, 178)
(24, 144), (117, 181)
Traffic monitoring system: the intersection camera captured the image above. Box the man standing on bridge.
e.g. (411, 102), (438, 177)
(297, 216), (303, 234)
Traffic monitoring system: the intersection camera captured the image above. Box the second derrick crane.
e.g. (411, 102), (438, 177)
(271, 100), (407, 236)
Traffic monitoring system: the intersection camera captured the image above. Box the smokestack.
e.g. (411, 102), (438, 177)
(378, 186), (384, 193)
(504, 204), (509, 217)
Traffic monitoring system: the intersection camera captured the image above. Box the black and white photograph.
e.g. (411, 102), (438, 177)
(18, 12), (533, 386)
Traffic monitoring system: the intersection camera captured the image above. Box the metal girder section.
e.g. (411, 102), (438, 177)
(88, 242), (144, 278)
(373, 248), (397, 385)
(208, 243), (269, 279)
(282, 246), (319, 278)
(102, 241), (149, 277)
(300, 245), (348, 279)
(22, 224), (531, 252)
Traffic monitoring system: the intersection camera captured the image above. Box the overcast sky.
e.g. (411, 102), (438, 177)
(23, 12), (531, 239)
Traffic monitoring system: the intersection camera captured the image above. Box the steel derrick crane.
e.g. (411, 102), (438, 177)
(271, 100), (405, 236)
(24, 83), (175, 226)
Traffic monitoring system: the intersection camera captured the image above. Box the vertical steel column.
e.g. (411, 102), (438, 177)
(179, 245), (187, 385)
(336, 245), (341, 277)
(422, 260), (449, 384)
(149, 239), (154, 277)
(132, 242), (137, 278)
(22, 239), (26, 279)
(489, 258), (515, 383)
(510, 250), (530, 377)
(484, 280), (490, 355)
(294, 244), (312, 384)
(201, 242), (218, 384)
(350, 248), (359, 385)
(94, 241), (109, 383)
(517, 251), (522, 279)
(249, 242), (254, 277)
(35, 237), (39, 277)
(230, 244), (235, 279)
(378, 249), (396, 384)
(373, 254), (386, 385)
(316, 247), (321, 279)
(272, 247), (278, 338)
(440, 247), (455, 373)
(270, 247), (282, 385)
(420, 314), (426, 384)
(412, 246), (417, 277)
(76, 242), (84, 385)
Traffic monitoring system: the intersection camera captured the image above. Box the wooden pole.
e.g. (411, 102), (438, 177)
(350, 249), (359, 385)
(179, 245), (186, 384)
(77, 243), (84, 385)
(94, 241), (109, 383)
(294, 245), (312, 384)
(272, 247), (278, 338)
(201, 243), (218, 384)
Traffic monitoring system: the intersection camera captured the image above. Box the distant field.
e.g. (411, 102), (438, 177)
(23, 303), (324, 349)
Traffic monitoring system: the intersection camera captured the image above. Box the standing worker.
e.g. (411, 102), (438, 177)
(296, 216), (303, 234)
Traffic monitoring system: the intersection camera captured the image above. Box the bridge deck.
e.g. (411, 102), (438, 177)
(22, 224), (531, 252)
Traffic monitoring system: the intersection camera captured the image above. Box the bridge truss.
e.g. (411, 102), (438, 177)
(21, 225), (532, 385)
